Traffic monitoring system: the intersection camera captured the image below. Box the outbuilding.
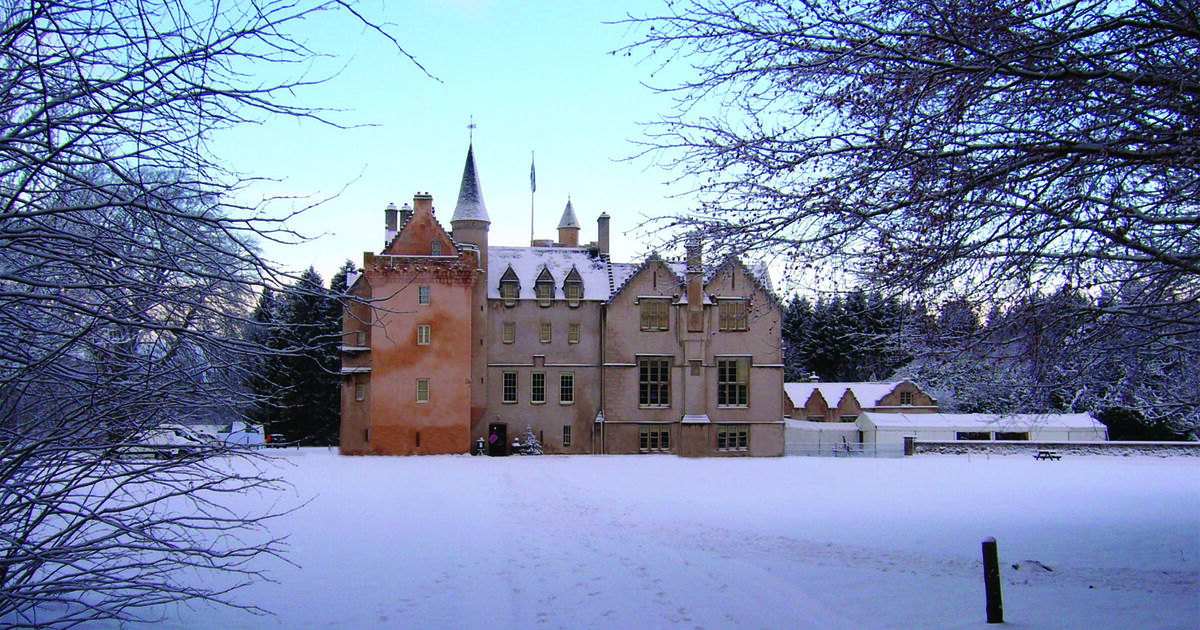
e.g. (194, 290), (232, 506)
(857, 411), (1108, 449)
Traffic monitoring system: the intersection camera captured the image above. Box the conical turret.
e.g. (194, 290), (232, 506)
(450, 144), (490, 272)
(557, 199), (580, 247)
(451, 144), (490, 224)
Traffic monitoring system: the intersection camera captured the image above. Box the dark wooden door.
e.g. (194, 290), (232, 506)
(487, 423), (507, 456)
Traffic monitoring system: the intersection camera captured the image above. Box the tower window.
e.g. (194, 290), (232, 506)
(431, 241), (442, 256)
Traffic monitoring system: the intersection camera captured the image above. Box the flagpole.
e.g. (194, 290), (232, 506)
(529, 150), (536, 246)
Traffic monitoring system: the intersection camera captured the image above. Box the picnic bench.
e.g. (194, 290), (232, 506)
(1034, 450), (1062, 461)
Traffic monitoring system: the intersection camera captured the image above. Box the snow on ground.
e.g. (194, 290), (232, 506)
(122, 451), (1196, 630)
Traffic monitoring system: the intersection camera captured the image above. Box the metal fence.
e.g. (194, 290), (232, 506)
(785, 441), (906, 458)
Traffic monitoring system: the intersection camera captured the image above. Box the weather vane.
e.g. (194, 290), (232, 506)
(468, 115), (476, 143)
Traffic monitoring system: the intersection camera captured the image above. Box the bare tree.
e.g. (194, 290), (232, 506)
(625, 0), (1199, 429)
(0, 1), (417, 626)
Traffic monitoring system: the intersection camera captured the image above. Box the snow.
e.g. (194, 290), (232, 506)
(784, 381), (905, 409)
(118, 451), (1196, 629)
(489, 246), (622, 301)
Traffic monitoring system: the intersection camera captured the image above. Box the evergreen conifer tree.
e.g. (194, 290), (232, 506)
(521, 425), (543, 455)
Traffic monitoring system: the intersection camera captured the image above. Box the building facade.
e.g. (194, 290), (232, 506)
(339, 145), (785, 456)
(783, 380), (939, 423)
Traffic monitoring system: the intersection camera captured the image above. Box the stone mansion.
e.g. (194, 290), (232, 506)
(339, 145), (785, 456)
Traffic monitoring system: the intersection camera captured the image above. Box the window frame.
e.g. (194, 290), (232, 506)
(531, 372), (546, 404)
(355, 383), (366, 402)
(540, 321), (552, 344)
(899, 391), (914, 406)
(416, 378), (430, 403)
(717, 357), (750, 408)
(716, 424), (749, 451)
(564, 281), (583, 307)
(416, 324), (431, 345)
(718, 299), (748, 331)
(562, 425), (572, 447)
(567, 322), (581, 344)
(638, 356), (671, 408)
(500, 281), (519, 307)
(559, 371), (574, 405)
(639, 425), (671, 453)
(417, 285), (431, 306)
(640, 298), (670, 331)
(431, 241), (442, 256)
(502, 371), (518, 404)
(536, 282), (554, 307)
(502, 321), (516, 344)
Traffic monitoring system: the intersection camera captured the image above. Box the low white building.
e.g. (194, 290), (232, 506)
(858, 412), (1109, 448)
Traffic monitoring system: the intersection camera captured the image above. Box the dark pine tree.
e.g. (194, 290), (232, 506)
(271, 267), (341, 445)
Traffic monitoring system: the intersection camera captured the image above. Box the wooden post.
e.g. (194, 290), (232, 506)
(982, 536), (1004, 623)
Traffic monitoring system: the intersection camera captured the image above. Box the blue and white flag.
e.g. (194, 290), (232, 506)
(530, 153), (536, 193)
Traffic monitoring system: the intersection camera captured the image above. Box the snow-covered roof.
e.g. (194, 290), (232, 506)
(557, 199), (580, 229)
(859, 412), (1104, 431)
(489, 246), (616, 301)
(450, 144), (490, 224)
(785, 382), (908, 408)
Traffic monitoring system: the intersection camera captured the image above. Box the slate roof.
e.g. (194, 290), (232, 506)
(557, 199), (581, 229)
(784, 381), (920, 409)
(450, 144), (490, 224)
(489, 246), (634, 301)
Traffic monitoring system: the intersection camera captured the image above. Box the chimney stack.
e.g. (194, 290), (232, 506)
(385, 202), (398, 232)
(685, 235), (704, 332)
(597, 212), (610, 257)
(399, 202), (413, 228)
(384, 202), (398, 247)
(413, 192), (433, 216)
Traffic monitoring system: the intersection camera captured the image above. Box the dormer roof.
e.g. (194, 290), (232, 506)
(451, 144), (490, 224)
(557, 199), (580, 229)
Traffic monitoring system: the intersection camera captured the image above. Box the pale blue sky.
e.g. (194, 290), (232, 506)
(219, 0), (696, 284)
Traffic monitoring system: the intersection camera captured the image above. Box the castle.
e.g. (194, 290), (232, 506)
(339, 145), (785, 456)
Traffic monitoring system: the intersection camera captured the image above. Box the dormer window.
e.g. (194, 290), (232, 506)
(536, 282), (554, 307)
(431, 241), (442, 256)
(534, 267), (556, 308)
(498, 266), (520, 307)
(563, 267), (583, 308)
(564, 281), (582, 307)
(501, 282), (519, 306)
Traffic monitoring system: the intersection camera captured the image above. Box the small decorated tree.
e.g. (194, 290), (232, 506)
(521, 425), (543, 455)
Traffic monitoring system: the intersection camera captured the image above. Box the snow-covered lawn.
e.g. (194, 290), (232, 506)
(131, 451), (1196, 629)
